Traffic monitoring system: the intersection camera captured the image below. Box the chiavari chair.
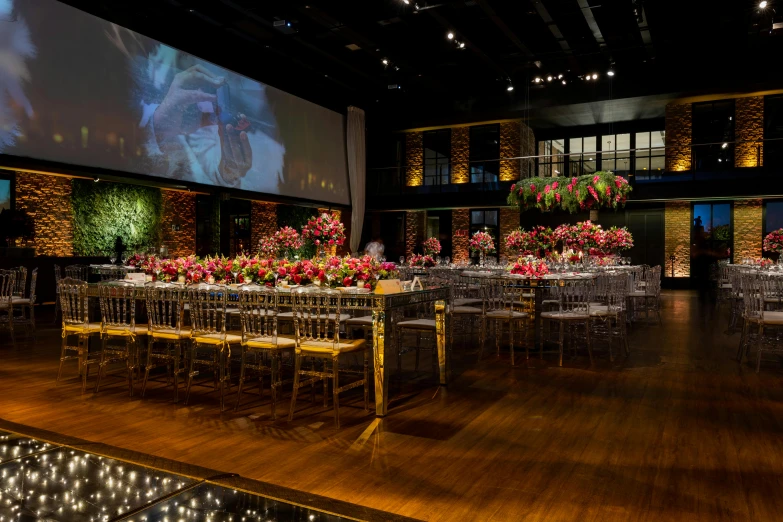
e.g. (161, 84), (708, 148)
(96, 281), (146, 395)
(97, 266), (127, 281)
(53, 265), (63, 325)
(288, 287), (370, 428)
(753, 275), (783, 372)
(12, 267), (37, 334)
(10, 266), (26, 298)
(540, 278), (595, 366)
(185, 284), (242, 410)
(143, 282), (190, 402)
(0, 270), (16, 344)
(235, 285), (295, 417)
(56, 278), (102, 393)
(589, 273), (630, 361)
(737, 271), (763, 362)
(479, 276), (530, 365)
(629, 265), (662, 325)
(65, 264), (89, 281)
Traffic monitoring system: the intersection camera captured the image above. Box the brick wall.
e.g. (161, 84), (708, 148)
(251, 201), (277, 252)
(499, 121), (535, 181)
(665, 201), (691, 277)
(405, 210), (425, 257)
(405, 132), (423, 187)
(499, 207), (520, 260)
(452, 209), (470, 263)
(734, 199), (762, 260)
(451, 127), (469, 183)
(665, 103), (692, 172)
(160, 190), (196, 258)
(736, 96), (764, 168)
(15, 172), (73, 256)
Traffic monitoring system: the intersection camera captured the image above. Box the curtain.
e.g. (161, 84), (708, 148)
(346, 106), (366, 254)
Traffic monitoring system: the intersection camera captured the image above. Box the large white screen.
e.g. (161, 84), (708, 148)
(0, 0), (349, 205)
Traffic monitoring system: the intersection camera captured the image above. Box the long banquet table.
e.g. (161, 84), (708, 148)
(86, 283), (450, 417)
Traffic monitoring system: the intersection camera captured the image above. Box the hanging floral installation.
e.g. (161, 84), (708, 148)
(507, 171), (632, 213)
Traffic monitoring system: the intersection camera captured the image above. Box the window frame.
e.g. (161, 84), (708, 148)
(422, 128), (452, 186)
(692, 100), (736, 171)
(691, 201), (734, 262)
(469, 124), (500, 184)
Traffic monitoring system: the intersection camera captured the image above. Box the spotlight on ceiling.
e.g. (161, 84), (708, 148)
(760, 0), (768, 8)
(592, 73), (598, 79)
(584, 75), (590, 81)
(382, 58), (389, 65)
(94, 177), (100, 183)
(607, 70), (615, 77)
(534, 77), (541, 83)
(562, 80), (566, 85)
(547, 75), (553, 81)
(722, 142), (729, 149)
(459, 42), (465, 48)
(403, 0), (410, 4)
(447, 32), (454, 40)
(557, 74), (563, 79)
(507, 85), (514, 92)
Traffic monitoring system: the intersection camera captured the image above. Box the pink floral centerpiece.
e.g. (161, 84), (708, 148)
(422, 237), (441, 256)
(763, 229), (783, 254)
(301, 212), (346, 257)
(408, 254), (437, 268)
(273, 226), (303, 257)
(504, 226), (555, 258)
(509, 258), (550, 278)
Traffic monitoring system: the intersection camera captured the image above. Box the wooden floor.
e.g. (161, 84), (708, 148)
(2, 291), (783, 521)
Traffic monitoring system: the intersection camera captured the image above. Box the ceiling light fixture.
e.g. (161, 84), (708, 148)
(534, 77), (541, 83)
(547, 75), (553, 81)
(447, 32), (454, 40)
(507, 85), (514, 92)
(592, 73), (598, 79)
(558, 74), (563, 79)
(760, 1), (768, 8)
(403, 0), (410, 3)
(607, 70), (615, 76)
(722, 142), (728, 149)
(459, 42), (465, 48)
(562, 80), (566, 85)
(382, 58), (389, 65)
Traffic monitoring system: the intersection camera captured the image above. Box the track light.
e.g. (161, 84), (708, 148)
(547, 75), (553, 81)
(403, 0), (410, 4)
(562, 80), (566, 85)
(760, 1), (768, 8)
(447, 32), (454, 40)
(607, 70), (615, 76)
(557, 74), (563, 79)
(507, 85), (514, 92)
(534, 77), (541, 83)
(382, 58), (388, 65)
(459, 42), (465, 48)
(592, 73), (598, 79)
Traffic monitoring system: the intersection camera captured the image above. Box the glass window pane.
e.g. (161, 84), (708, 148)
(650, 131), (665, 149)
(693, 204), (711, 231)
(583, 159), (596, 174)
(485, 211), (498, 226)
(602, 135), (616, 152)
(713, 204), (731, 228)
(766, 201), (783, 234)
(616, 133), (630, 151)
(569, 137), (583, 154)
(471, 210), (483, 224)
(636, 132), (650, 151)
(635, 157), (650, 176)
(583, 136), (596, 156)
(650, 156), (665, 172)
(552, 139), (565, 155)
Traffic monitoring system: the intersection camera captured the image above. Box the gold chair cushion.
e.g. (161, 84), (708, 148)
(150, 327), (192, 340)
(63, 322), (102, 333)
(104, 325), (149, 336)
(299, 338), (367, 354)
(244, 335), (296, 349)
(192, 332), (243, 345)
(486, 310), (528, 319)
(398, 319), (437, 330)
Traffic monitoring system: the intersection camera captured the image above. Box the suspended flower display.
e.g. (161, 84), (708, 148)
(508, 171), (631, 213)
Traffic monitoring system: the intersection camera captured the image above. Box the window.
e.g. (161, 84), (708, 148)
(600, 133), (631, 175)
(469, 209), (499, 256)
(765, 201), (783, 235)
(692, 100), (735, 170)
(537, 139), (565, 177)
(765, 95), (783, 167)
(423, 129), (451, 185)
(469, 125), (500, 184)
(569, 136), (596, 176)
(692, 203), (732, 260)
(426, 216), (440, 239)
(634, 131), (666, 178)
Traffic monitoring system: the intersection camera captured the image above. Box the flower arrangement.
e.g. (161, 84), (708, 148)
(604, 226), (634, 252)
(759, 258), (774, 268)
(408, 254), (437, 268)
(509, 258), (550, 278)
(504, 226), (555, 258)
(469, 231), (496, 254)
(763, 229), (783, 254)
(508, 171), (631, 214)
(554, 221), (603, 253)
(422, 237), (442, 256)
(301, 212), (346, 248)
(273, 226), (303, 257)
(257, 236), (278, 258)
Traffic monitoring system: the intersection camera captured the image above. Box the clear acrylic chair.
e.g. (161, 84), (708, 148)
(96, 281), (146, 395)
(589, 273), (630, 361)
(12, 267), (37, 334)
(65, 264), (89, 281)
(57, 278), (102, 393)
(53, 265), (63, 325)
(753, 276), (783, 372)
(236, 285), (296, 417)
(0, 270), (16, 344)
(737, 272), (763, 362)
(97, 266), (127, 281)
(288, 287), (370, 428)
(185, 284), (242, 410)
(143, 282), (190, 402)
(479, 276), (530, 365)
(540, 278), (595, 366)
(10, 266), (26, 298)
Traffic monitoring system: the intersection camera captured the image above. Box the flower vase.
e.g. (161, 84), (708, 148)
(479, 252), (486, 267)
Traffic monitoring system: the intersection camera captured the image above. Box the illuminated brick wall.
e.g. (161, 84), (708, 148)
(735, 96), (764, 168)
(405, 210), (425, 257)
(14, 172), (74, 256)
(251, 201), (277, 253)
(160, 190), (196, 258)
(405, 132), (423, 187)
(665, 103), (692, 172)
(665, 201), (691, 277)
(734, 199), (762, 260)
(499, 121), (535, 181)
(499, 207), (520, 260)
(451, 127), (469, 183)
(452, 209), (470, 263)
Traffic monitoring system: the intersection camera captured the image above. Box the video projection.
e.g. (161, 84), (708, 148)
(0, 0), (349, 205)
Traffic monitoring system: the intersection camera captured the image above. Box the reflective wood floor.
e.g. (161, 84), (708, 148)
(1, 290), (783, 521)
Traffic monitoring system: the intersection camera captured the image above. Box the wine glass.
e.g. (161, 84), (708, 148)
(436, 256), (441, 265)
(120, 253), (128, 266)
(232, 270), (240, 284)
(109, 254), (116, 265)
(445, 256), (450, 266)
(399, 256), (405, 266)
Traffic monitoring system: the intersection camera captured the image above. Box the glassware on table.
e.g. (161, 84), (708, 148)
(445, 256), (450, 266)
(436, 256), (441, 265)
(399, 256), (405, 265)
(109, 255), (116, 265)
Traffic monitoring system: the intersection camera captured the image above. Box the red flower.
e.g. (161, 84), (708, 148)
(277, 267), (287, 276)
(293, 274), (302, 284)
(530, 184), (536, 193)
(258, 268), (266, 278)
(342, 276), (353, 287)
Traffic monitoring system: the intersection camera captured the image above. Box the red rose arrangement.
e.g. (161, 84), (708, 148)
(763, 229), (783, 254)
(408, 254), (437, 268)
(301, 212), (346, 247)
(422, 237), (442, 256)
(510, 258), (550, 278)
(469, 231), (496, 254)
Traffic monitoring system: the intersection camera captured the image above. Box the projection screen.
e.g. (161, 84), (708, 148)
(0, 0), (349, 205)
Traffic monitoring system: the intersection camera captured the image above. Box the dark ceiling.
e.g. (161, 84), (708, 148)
(60, 0), (783, 129)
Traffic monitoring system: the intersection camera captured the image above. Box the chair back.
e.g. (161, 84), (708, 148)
(483, 276), (530, 314)
(144, 282), (187, 335)
(98, 281), (137, 332)
(556, 278), (594, 314)
(98, 266), (126, 281)
(58, 278), (90, 328)
(65, 264), (89, 281)
(604, 273), (629, 312)
(28, 268), (38, 303)
(238, 284), (279, 342)
(291, 287), (342, 346)
(0, 270), (15, 308)
(743, 272), (764, 320)
(187, 284), (230, 338)
(10, 266), (26, 297)
(645, 265), (662, 297)
(54, 265), (62, 295)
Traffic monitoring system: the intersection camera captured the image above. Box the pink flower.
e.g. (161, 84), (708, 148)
(530, 184), (536, 193)
(293, 274), (302, 284)
(593, 175), (600, 184)
(536, 193), (542, 203)
(258, 268), (266, 278)
(555, 193), (561, 203)
(277, 267), (287, 276)
(552, 181), (558, 189)
(544, 185), (551, 194)
(343, 276), (353, 287)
